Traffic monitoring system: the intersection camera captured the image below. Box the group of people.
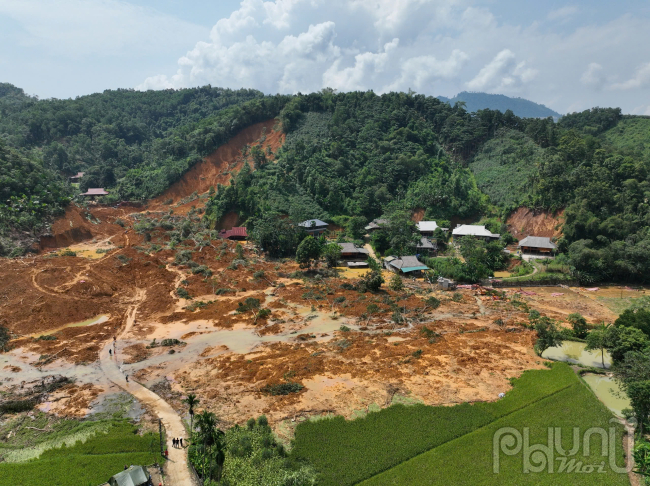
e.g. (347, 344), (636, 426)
(172, 437), (185, 448)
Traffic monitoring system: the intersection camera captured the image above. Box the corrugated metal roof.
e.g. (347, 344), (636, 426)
(518, 236), (557, 249)
(219, 227), (248, 239)
(338, 243), (369, 254)
(386, 255), (428, 271)
(299, 219), (328, 228)
(364, 219), (389, 230)
(109, 466), (148, 486)
(452, 224), (499, 238)
(416, 237), (437, 249)
(417, 221), (438, 232)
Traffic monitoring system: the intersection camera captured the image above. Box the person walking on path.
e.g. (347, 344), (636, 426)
(180, 438), (183, 448)
(109, 349), (112, 357)
(125, 374), (129, 383)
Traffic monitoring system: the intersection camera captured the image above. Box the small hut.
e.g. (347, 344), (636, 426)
(384, 256), (429, 277)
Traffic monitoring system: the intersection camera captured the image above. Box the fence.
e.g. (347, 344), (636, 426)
(490, 279), (578, 288)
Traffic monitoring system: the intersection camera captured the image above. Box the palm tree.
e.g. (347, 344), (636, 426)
(193, 411), (225, 481)
(183, 393), (199, 432)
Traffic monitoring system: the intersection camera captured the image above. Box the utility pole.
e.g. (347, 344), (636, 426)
(159, 419), (164, 457)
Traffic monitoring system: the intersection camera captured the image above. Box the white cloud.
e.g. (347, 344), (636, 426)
(580, 62), (604, 89)
(610, 62), (650, 90)
(465, 49), (537, 91)
(548, 6), (578, 21)
(132, 1), (650, 114)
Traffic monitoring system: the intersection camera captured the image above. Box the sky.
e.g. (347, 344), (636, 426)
(1, 0), (649, 114)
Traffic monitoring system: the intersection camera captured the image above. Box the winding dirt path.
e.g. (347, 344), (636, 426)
(99, 290), (196, 486)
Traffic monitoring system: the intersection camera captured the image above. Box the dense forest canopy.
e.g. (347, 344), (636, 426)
(2, 82), (650, 283)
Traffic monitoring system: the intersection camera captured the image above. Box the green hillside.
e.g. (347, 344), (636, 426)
(3, 85), (650, 284)
(468, 129), (546, 209)
(603, 116), (650, 162)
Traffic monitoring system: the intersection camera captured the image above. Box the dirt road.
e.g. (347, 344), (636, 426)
(99, 290), (196, 486)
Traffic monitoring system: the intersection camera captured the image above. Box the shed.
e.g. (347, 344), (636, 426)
(108, 466), (150, 486)
(518, 236), (557, 254)
(219, 227), (248, 240)
(452, 224), (499, 241)
(437, 277), (457, 290)
(299, 219), (329, 236)
(384, 255), (429, 276)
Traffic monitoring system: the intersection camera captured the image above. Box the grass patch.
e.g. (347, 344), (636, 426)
(289, 364), (603, 486)
(0, 420), (161, 486)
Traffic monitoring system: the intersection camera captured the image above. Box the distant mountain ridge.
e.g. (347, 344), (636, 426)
(437, 91), (561, 119)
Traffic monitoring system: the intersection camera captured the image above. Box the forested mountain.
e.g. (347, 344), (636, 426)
(438, 91), (561, 119)
(2, 83), (650, 283)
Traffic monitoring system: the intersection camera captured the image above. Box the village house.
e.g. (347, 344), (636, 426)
(452, 224), (500, 241)
(518, 236), (557, 255)
(69, 171), (84, 182)
(299, 219), (329, 236)
(218, 227), (248, 241)
(416, 221), (438, 236)
(416, 236), (437, 256)
(80, 188), (109, 199)
(337, 242), (369, 267)
(384, 255), (429, 277)
(364, 218), (389, 232)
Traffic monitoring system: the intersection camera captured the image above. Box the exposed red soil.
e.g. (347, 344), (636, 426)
(150, 119), (285, 211)
(507, 207), (564, 240)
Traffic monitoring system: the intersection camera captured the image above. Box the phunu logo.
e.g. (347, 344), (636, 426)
(492, 419), (631, 474)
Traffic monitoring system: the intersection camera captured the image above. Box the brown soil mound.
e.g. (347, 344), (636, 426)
(40, 204), (138, 251)
(150, 119), (285, 209)
(506, 207), (564, 240)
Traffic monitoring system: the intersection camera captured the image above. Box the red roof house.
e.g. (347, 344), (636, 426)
(218, 227), (248, 240)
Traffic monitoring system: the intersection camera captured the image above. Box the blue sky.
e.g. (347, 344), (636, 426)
(1, 0), (649, 114)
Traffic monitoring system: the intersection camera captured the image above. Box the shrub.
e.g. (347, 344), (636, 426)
(0, 326), (9, 352)
(61, 250), (77, 257)
(35, 335), (57, 341)
(262, 382), (304, 395)
(192, 265), (212, 277)
(389, 274), (404, 291)
(0, 399), (36, 414)
(451, 292), (463, 302)
(176, 288), (191, 299)
(339, 325), (351, 332)
(161, 338), (182, 347)
(424, 296), (441, 309)
(215, 288), (236, 295)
